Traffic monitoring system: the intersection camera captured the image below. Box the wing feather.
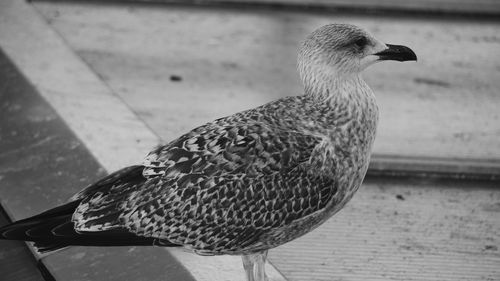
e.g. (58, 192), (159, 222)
(73, 99), (340, 254)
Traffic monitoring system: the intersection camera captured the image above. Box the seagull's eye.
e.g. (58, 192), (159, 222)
(353, 37), (368, 49)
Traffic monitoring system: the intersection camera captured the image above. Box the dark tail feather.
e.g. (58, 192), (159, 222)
(0, 166), (179, 253)
(0, 200), (77, 241)
(0, 207), (75, 252)
(0, 203), (178, 253)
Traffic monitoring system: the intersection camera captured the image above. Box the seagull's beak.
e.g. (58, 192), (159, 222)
(375, 44), (417, 62)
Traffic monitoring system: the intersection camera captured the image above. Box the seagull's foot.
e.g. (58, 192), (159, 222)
(241, 250), (269, 281)
(242, 254), (255, 281)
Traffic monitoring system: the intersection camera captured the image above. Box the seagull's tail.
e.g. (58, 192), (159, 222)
(0, 166), (179, 253)
(0, 199), (179, 253)
(0, 200), (81, 252)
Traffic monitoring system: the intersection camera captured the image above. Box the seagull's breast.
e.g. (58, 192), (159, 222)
(304, 83), (379, 225)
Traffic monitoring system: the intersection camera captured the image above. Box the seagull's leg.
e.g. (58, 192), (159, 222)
(242, 254), (256, 281)
(254, 250), (269, 281)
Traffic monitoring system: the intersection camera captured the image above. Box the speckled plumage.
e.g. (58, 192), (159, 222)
(73, 73), (378, 255)
(0, 23), (416, 281)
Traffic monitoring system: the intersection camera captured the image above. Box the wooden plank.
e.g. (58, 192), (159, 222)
(32, 1), (500, 179)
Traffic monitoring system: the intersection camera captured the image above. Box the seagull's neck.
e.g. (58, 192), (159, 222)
(300, 67), (379, 181)
(303, 69), (373, 107)
(300, 66), (379, 137)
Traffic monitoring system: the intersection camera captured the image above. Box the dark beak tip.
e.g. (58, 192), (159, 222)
(408, 49), (418, 62)
(376, 44), (417, 62)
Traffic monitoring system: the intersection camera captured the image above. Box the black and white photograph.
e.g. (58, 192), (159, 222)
(0, 0), (499, 280)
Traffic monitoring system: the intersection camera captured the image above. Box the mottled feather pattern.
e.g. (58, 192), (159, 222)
(72, 166), (147, 231)
(73, 91), (378, 255)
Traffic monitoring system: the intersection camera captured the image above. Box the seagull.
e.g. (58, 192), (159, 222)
(0, 24), (416, 281)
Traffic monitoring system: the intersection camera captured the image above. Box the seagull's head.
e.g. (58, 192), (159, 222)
(298, 23), (417, 83)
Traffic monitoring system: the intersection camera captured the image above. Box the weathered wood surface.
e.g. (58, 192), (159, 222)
(33, 1), (500, 176)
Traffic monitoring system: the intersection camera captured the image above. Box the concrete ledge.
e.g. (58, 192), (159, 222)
(0, 0), (159, 173)
(0, 206), (45, 281)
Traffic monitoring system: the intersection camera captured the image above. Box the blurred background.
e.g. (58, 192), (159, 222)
(0, 0), (499, 281)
